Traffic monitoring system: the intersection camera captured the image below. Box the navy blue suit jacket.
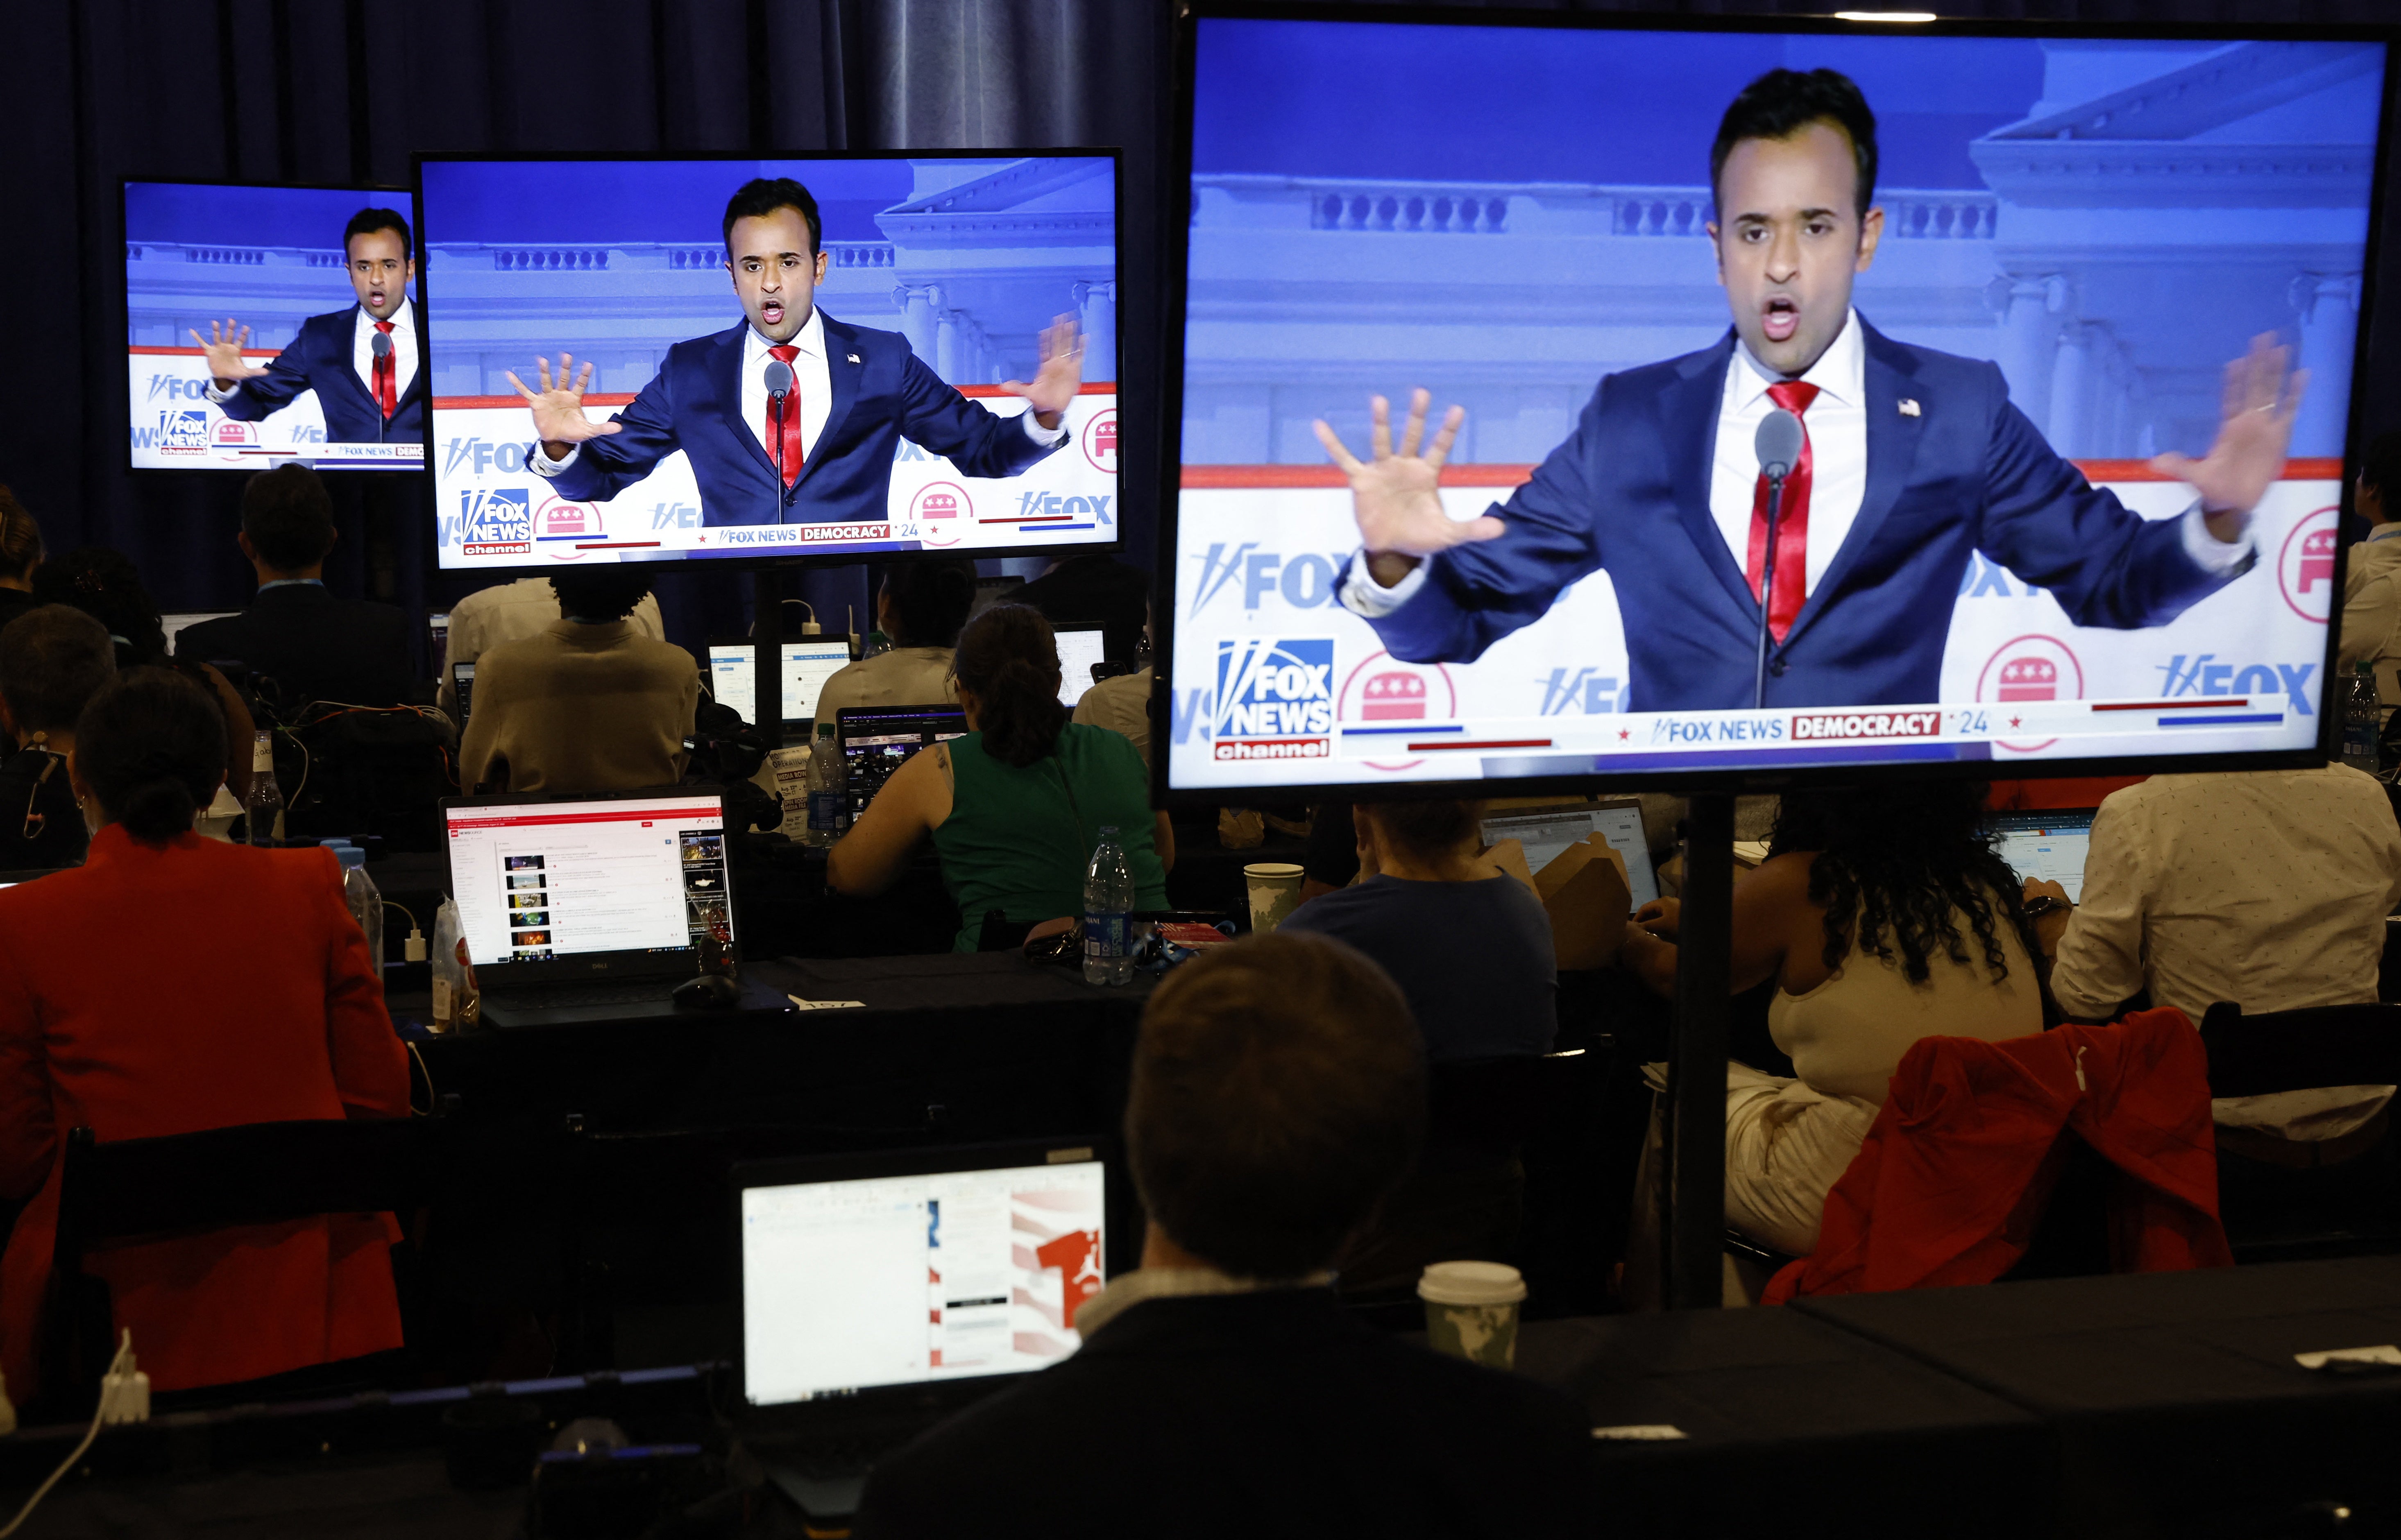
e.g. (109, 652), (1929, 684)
(1346, 319), (2250, 711)
(542, 315), (1061, 525)
(217, 301), (425, 444)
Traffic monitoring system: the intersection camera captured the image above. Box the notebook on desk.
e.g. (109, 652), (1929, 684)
(837, 704), (969, 822)
(1986, 810), (2098, 902)
(734, 1138), (1116, 1523)
(441, 786), (787, 1028)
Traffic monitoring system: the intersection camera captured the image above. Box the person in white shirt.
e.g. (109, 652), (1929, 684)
(2028, 766), (2401, 1146)
(2338, 431), (2401, 717)
(438, 576), (665, 719)
(811, 558), (976, 737)
(1072, 600), (1154, 773)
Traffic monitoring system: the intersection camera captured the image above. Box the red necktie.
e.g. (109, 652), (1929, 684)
(372, 320), (397, 419)
(766, 344), (805, 487)
(1746, 379), (1820, 645)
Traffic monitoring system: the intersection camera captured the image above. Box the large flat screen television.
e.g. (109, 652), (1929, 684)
(1159, 9), (2388, 798)
(417, 154), (1121, 571)
(123, 180), (426, 471)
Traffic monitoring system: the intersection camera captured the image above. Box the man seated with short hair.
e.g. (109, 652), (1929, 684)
(458, 567), (700, 794)
(2030, 765), (2401, 1150)
(174, 464), (414, 707)
(855, 932), (1593, 1538)
(0, 605), (117, 869)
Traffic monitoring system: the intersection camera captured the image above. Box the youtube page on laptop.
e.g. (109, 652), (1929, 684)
(447, 798), (728, 966)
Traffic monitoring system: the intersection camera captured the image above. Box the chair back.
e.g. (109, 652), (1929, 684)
(1427, 1049), (1589, 1152)
(2197, 1001), (2401, 1098)
(45, 1117), (441, 1410)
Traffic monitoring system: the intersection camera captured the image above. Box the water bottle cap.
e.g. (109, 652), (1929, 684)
(1097, 825), (1119, 837)
(320, 840), (365, 869)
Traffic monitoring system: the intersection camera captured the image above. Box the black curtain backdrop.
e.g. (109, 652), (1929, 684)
(0, 0), (2393, 643)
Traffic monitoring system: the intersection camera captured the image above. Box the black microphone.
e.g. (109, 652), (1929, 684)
(763, 359), (795, 516)
(1752, 408), (1805, 711)
(370, 330), (393, 362)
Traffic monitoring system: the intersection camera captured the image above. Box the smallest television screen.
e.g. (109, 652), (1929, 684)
(124, 181), (424, 471)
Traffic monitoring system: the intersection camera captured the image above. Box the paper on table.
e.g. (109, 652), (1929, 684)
(2295, 1344), (2401, 1370)
(787, 996), (867, 1011)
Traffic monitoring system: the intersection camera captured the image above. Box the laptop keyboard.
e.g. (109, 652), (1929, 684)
(489, 978), (680, 1010)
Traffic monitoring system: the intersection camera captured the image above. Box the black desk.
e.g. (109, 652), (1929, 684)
(1796, 1258), (2401, 1536)
(1515, 1309), (2047, 1538)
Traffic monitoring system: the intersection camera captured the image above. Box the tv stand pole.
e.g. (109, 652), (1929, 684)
(1664, 792), (1733, 1310)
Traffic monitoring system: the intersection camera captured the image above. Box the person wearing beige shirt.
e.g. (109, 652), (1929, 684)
(2029, 765), (2401, 1143)
(439, 575), (665, 719)
(810, 557), (976, 738)
(459, 569), (699, 794)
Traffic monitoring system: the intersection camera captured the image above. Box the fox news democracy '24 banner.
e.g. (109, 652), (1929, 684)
(1166, 20), (2380, 788)
(420, 157), (1120, 570)
(124, 181), (422, 470)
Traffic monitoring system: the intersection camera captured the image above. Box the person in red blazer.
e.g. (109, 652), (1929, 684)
(0, 668), (409, 1403)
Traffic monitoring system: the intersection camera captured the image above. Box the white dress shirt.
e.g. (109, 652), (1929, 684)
(208, 299), (417, 412)
(2049, 765), (2401, 1139)
(1341, 309), (2250, 618)
(532, 306), (1064, 480)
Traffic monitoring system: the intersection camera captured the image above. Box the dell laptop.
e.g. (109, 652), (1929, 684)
(734, 1138), (1116, 1521)
(440, 785), (790, 1028)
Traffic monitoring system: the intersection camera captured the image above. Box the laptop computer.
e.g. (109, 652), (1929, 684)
(734, 1137), (1116, 1521)
(1052, 623), (1108, 707)
(1480, 797), (1660, 910)
(1987, 809), (2098, 903)
(159, 611), (237, 654)
(707, 638), (854, 730)
(440, 785), (791, 1028)
(837, 704), (969, 822)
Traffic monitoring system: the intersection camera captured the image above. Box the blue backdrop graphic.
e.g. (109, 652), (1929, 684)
(1181, 24), (2383, 468)
(123, 182), (410, 350)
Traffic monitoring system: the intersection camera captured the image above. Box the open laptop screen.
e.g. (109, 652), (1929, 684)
(1479, 799), (1659, 910)
(1987, 811), (2097, 903)
(1053, 625), (1107, 707)
(741, 1154), (1108, 1407)
(707, 640), (855, 727)
(444, 795), (729, 967)
(160, 612), (236, 654)
(839, 705), (969, 819)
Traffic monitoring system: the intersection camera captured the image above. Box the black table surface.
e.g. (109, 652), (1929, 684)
(1794, 1257), (2401, 1535)
(1515, 1308), (2047, 1538)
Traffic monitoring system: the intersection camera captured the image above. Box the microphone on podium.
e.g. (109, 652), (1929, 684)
(370, 330), (393, 363)
(1752, 408), (1804, 711)
(763, 359), (796, 506)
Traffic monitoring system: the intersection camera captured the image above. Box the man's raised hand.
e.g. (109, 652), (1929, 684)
(1001, 314), (1085, 428)
(188, 319), (269, 390)
(1313, 390), (1501, 582)
(2151, 332), (2307, 537)
(505, 354), (622, 460)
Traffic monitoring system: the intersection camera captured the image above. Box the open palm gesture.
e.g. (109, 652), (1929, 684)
(188, 319), (269, 388)
(2151, 332), (2307, 531)
(504, 353), (622, 457)
(1313, 390), (1503, 564)
(1002, 315), (1086, 427)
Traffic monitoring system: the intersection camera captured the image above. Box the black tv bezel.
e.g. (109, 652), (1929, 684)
(1151, 2), (2399, 804)
(118, 176), (427, 480)
(408, 148), (1129, 582)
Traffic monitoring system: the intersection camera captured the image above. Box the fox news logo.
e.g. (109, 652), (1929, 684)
(1190, 542), (1348, 615)
(457, 487), (533, 555)
(146, 374), (211, 403)
(1212, 638), (1335, 761)
(156, 411), (209, 454)
(444, 437), (532, 476)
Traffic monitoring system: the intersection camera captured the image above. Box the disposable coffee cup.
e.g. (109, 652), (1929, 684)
(1418, 1261), (1527, 1370)
(1244, 862), (1306, 933)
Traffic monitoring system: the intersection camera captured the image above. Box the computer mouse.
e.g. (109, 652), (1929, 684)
(671, 973), (741, 1009)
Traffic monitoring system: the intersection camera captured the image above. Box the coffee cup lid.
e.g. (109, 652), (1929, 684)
(1417, 1260), (1526, 1307)
(1243, 863), (1305, 880)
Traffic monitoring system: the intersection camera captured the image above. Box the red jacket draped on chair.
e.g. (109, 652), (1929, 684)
(0, 828), (409, 1400)
(1766, 1010), (2231, 1302)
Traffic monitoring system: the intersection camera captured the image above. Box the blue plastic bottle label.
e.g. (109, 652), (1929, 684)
(1084, 913), (1127, 958)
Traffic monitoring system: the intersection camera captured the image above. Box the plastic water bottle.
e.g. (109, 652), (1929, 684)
(2343, 662), (2382, 775)
(325, 841), (385, 981)
(242, 730), (284, 845)
(1084, 825), (1135, 986)
(805, 722), (849, 847)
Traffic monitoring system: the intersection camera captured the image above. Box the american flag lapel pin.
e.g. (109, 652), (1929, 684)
(848, 353), (862, 364)
(1898, 398), (1921, 417)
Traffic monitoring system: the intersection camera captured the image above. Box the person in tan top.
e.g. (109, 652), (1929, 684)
(810, 557), (975, 738)
(460, 568), (699, 794)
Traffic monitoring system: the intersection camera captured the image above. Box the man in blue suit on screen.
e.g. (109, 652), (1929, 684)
(1317, 69), (2304, 713)
(510, 177), (1080, 528)
(191, 207), (426, 447)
